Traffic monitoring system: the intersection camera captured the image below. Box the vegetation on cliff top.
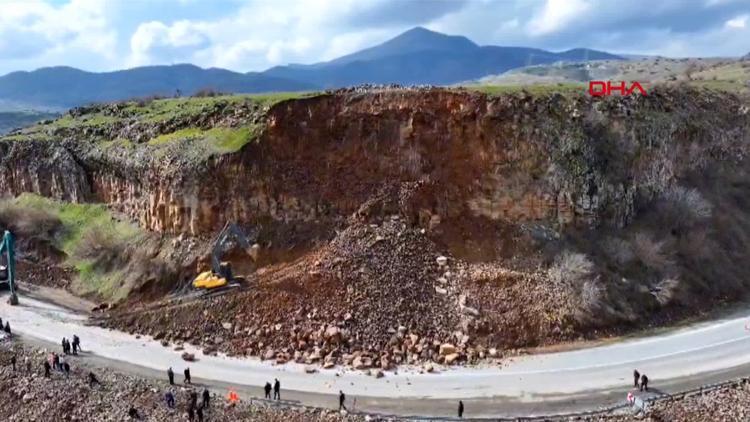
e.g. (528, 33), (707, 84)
(0, 91), (316, 153)
(0, 193), (146, 300)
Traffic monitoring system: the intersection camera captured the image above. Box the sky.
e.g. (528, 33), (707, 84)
(0, 0), (749, 76)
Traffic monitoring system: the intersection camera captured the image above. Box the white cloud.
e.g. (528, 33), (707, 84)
(0, 0), (116, 61)
(527, 0), (591, 36)
(725, 14), (748, 28)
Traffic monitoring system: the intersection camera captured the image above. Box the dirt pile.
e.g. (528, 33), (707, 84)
(0, 342), (366, 422)
(102, 195), (469, 369)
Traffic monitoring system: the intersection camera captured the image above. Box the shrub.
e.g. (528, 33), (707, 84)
(579, 278), (605, 314)
(652, 277), (682, 306)
(193, 88), (225, 98)
(662, 186), (712, 227)
(602, 237), (635, 265)
(0, 202), (61, 237)
(632, 231), (673, 271)
(548, 250), (594, 286)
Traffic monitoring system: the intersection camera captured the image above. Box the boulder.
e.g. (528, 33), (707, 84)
(445, 353), (460, 364)
(439, 343), (457, 356)
(181, 352), (195, 362)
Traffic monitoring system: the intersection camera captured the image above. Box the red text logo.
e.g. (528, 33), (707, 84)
(588, 81), (647, 97)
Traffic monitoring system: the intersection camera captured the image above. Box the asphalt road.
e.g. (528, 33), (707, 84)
(2, 294), (750, 419)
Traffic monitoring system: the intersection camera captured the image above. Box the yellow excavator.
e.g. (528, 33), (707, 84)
(192, 222), (255, 291)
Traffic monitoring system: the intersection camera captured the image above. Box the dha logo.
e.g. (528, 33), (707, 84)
(588, 81), (647, 97)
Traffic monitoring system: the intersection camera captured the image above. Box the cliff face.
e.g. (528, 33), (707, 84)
(5, 88), (750, 362)
(1, 88), (746, 238)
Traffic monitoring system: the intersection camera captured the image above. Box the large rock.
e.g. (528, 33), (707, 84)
(439, 343), (457, 356)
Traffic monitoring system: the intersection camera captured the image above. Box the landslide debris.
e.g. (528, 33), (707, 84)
(3, 85), (750, 371)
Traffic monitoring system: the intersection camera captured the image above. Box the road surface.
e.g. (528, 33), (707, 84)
(2, 294), (750, 418)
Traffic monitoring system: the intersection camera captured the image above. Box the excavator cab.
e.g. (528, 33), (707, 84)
(192, 223), (255, 291)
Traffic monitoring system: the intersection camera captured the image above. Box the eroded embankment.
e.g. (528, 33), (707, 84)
(1, 87), (750, 369)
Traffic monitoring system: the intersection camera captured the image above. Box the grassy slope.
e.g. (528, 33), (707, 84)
(7, 193), (142, 300)
(1, 92), (317, 153)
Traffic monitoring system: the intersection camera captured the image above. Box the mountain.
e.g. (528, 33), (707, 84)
(0, 64), (315, 109)
(262, 27), (623, 88)
(0, 27), (623, 111)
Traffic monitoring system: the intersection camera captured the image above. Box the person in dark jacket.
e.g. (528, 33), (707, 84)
(184, 367), (191, 384)
(72, 335), (80, 354)
(458, 400), (464, 418)
(89, 371), (101, 387)
(165, 390), (175, 409)
(63, 361), (70, 376)
(633, 369), (640, 388)
(339, 391), (346, 411)
(640, 374), (649, 391)
(167, 367), (174, 385)
(43, 360), (51, 378)
(273, 378), (280, 400)
(202, 388), (210, 409)
(4, 321), (10, 335)
(264, 382), (272, 399)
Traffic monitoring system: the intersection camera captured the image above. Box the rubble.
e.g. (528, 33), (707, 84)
(0, 342), (368, 422)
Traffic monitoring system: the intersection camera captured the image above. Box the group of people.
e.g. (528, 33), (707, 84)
(166, 366), (192, 385)
(60, 335), (81, 355)
(633, 369), (650, 392)
(163, 385), (211, 422)
(263, 379), (281, 400)
(44, 351), (70, 377)
(0, 316), (11, 335)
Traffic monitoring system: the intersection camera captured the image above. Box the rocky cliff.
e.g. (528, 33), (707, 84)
(2, 88), (746, 237)
(3, 87), (750, 366)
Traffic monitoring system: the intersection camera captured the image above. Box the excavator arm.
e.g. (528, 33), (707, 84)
(193, 222), (255, 291)
(210, 222), (254, 275)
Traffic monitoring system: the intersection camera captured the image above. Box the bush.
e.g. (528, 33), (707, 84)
(602, 236), (635, 265)
(632, 231), (673, 271)
(0, 202), (61, 237)
(661, 186), (712, 228)
(548, 250), (594, 286)
(652, 277), (682, 306)
(193, 88), (225, 98)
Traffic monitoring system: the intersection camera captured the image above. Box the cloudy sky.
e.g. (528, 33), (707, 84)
(1, 0), (749, 75)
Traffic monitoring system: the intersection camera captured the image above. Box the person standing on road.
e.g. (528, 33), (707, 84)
(273, 378), (280, 400)
(633, 369), (640, 388)
(458, 400), (464, 418)
(167, 367), (175, 385)
(4, 321), (10, 335)
(264, 382), (272, 399)
(184, 367), (192, 384)
(72, 335), (80, 354)
(338, 391), (346, 411)
(640, 374), (649, 392)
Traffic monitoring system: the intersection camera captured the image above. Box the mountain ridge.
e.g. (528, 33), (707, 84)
(0, 27), (623, 110)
